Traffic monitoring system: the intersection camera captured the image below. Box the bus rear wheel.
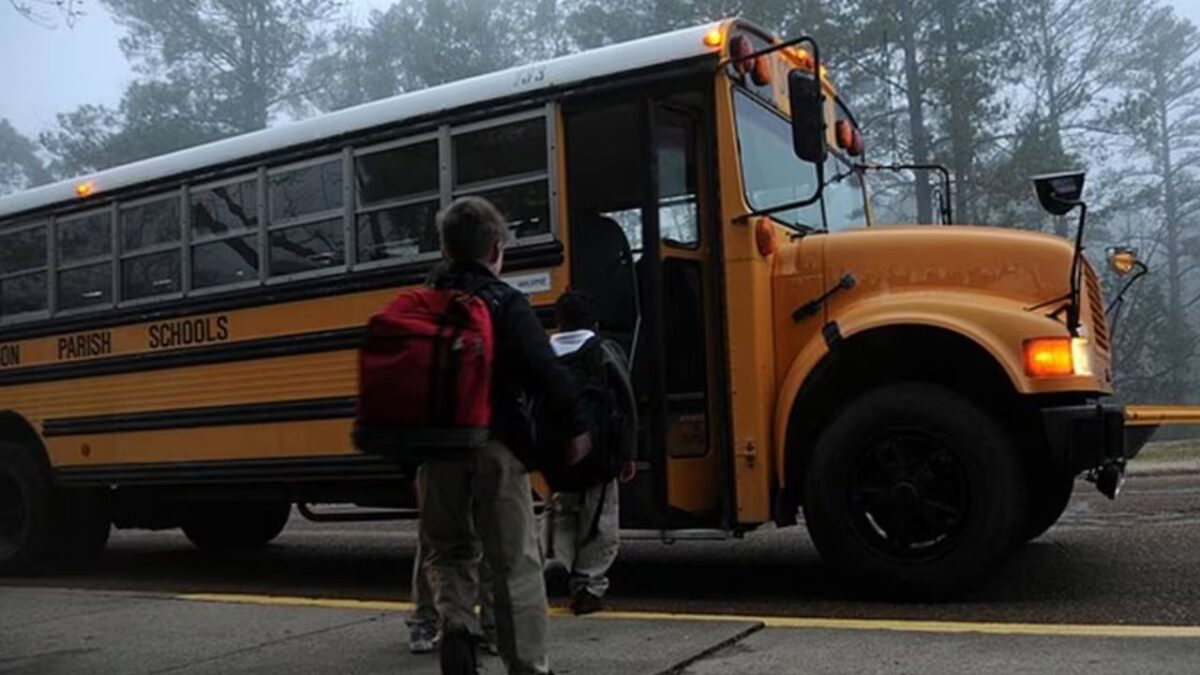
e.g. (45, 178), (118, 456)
(182, 502), (291, 551)
(0, 441), (56, 573)
(802, 383), (1027, 599)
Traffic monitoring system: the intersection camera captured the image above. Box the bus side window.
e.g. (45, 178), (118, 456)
(0, 223), (48, 319)
(191, 177), (260, 290)
(57, 209), (113, 311)
(267, 158), (346, 277)
(354, 139), (441, 264)
(120, 195), (182, 301)
(452, 116), (552, 243)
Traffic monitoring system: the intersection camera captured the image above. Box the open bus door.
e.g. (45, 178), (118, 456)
(565, 86), (728, 535)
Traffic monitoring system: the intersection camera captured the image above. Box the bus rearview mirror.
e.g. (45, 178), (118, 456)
(788, 69), (827, 164)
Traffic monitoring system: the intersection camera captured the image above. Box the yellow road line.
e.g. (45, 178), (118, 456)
(177, 592), (1200, 639)
(180, 593), (416, 613)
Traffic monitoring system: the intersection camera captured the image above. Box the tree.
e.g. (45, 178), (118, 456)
(38, 0), (339, 176)
(101, 0), (339, 133)
(7, 0), (83, 27)
(0, 119), (52, 195)
(304, 0), (578, 113)
(1004, 0), (1148, 235)
(40, 80), (229, 178)
(1105, 5), (1200, 401)
(303, 19), (413, 112)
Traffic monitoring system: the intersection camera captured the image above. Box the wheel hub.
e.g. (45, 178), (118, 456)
(887, 482), (921, 509)
(849, 433), (970, 561)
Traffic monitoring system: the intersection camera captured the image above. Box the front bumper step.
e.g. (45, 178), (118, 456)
(1042, 403), (1200, 497)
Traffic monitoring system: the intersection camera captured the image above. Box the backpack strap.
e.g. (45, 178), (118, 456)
(599, 339), (638, 463)
(466, 278), (510, 314)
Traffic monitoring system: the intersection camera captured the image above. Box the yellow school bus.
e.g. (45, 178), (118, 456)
(1, 19), (1195, 594)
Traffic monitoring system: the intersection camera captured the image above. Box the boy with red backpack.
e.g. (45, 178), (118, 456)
(357, 196), (590, 675)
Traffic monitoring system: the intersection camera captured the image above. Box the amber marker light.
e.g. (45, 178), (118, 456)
(1024, 337), (1092, 377)
(754, 216), (777, 257)
(794, 47), (815, 71)
(75, 181), (96, 198)
(703, 29), (723, 48)
(792, 48), (830, 79)
(1024, 338), (1073, 377)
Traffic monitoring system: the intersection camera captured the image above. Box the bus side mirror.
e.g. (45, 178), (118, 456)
(789, 69), (827, 164)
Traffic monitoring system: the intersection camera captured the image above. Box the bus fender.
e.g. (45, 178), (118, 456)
(772, 290), (1077, 484)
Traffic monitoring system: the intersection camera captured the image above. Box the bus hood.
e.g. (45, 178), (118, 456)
(818, 225), (1079, 308)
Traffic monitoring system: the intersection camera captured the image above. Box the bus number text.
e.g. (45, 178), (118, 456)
(513, 66), (546, 89)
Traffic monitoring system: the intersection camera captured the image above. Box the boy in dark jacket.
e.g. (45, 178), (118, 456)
(421, 197), (590, 675)
(541, 291), (637, 615)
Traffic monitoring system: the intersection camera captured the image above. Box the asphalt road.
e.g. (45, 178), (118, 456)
(5, 472), (1200, 627)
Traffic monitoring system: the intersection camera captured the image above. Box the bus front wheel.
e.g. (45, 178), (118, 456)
(1024, 470), (1075, 542)
(182, 502), (291, 551)
(0, 441), (56, 573)
(802, 382), (1028, 599)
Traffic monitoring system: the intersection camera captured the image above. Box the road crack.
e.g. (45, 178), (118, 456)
(654, 622), (765, 675)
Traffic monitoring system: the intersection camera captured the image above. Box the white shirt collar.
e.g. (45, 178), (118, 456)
(550, 329), (596, 356)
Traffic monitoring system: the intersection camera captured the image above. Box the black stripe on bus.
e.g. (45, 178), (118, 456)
(0, 242), (563, 342)
(0, 305), (557, 387)
(2, 327), (364, 386)
(43, 396), (357, 437)
(53, 454), (405, 487)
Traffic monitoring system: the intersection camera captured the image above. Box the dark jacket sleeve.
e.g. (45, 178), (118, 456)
(497, 292), (590, 438)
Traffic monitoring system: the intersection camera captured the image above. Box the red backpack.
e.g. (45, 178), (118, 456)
(353, 283), (500, 462)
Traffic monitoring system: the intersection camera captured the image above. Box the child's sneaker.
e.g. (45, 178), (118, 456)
(408, 621), (440, 654)
(570, 590), (603, 615)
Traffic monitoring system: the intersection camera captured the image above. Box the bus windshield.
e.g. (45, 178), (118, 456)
(732, 89), (821, 230)
(733, 88), (870, 232)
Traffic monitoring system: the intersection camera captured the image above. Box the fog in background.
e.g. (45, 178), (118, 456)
(3, 0), (1200, 410)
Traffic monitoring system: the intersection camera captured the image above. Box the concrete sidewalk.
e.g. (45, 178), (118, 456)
(0, 587), (751, 674)
(2, 586), (1198, 674)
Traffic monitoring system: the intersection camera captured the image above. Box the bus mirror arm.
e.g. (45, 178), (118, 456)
(1106, 259), (1149, 338)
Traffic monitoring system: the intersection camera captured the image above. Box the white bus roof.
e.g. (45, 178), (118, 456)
(0, 21), (727, 221)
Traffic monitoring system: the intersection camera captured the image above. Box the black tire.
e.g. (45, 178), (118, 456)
(0, 441), (56, 573)
(802, 383), (1028, 599)
(182, 502), (291, 551)
(1024, 471), (1075, 542)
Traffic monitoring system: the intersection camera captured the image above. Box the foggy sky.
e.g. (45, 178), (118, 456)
(3, 0), (1200, 140)
(0, 0), (393, 136)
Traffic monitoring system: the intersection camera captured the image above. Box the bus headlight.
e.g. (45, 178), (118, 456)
(1024, 337), (1093, 378)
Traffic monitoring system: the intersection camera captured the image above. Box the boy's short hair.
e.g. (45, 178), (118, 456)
(437, 196), (509, 262)
(556, 290), (600, 332)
